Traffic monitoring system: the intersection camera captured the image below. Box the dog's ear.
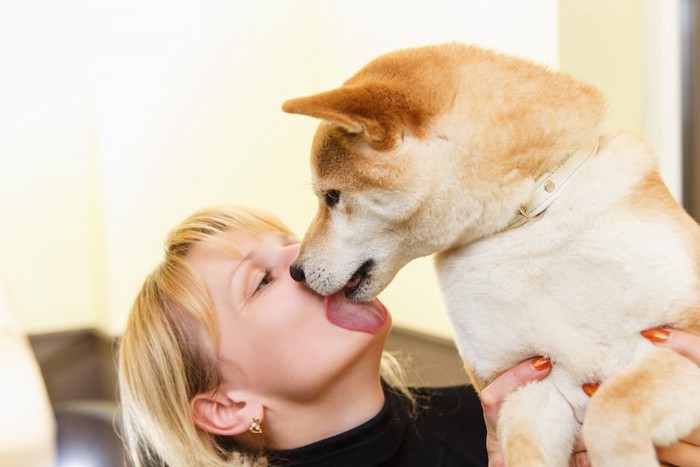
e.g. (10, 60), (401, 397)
(282, 86), (365, 134)
(282, 83), (413, 150)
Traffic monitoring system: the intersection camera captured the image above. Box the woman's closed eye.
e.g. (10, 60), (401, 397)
(254, 269), (273, 294)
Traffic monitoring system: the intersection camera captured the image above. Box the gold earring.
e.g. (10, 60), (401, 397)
(249, 417), (263, 434)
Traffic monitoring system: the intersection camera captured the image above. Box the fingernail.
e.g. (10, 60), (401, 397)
(582, 383), (600, 397)
(641, 329), (670, 343)
(531, 356), (552, 371)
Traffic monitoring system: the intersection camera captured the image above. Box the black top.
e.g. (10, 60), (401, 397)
(264, 385), (488, 466)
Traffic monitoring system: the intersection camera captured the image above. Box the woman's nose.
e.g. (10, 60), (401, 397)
(281, 242), (300, 268)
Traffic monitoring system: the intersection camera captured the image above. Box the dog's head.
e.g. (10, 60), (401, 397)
(283, 44), (605, 301)
(281, 115), (443, 301)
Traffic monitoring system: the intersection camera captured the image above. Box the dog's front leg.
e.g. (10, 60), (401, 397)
(498, 378), (578, 467)
(583, 346), (700, 467)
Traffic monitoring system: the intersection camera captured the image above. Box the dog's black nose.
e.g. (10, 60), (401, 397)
(289, 265), (306, 283)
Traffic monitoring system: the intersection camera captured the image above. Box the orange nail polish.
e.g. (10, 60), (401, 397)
(531, 357), (552, 371)
(582, 383), (600, 397)
(641, 329), (670, 343)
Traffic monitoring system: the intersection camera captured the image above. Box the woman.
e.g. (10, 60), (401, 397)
(118, 205), (700, 466)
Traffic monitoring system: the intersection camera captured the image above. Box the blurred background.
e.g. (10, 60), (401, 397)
(0, 0), (695, 465)
(1, 0), (689, 339)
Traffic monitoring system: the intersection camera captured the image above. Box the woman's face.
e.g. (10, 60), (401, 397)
(186, 231), (392, 403)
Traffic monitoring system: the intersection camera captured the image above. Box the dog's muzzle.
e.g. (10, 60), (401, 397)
(289, 259), (375, 299)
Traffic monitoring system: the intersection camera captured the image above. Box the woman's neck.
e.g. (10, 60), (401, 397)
(239, 372), (385, 451)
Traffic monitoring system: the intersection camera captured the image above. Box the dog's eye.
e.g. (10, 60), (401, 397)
(324, 190), (341, 207)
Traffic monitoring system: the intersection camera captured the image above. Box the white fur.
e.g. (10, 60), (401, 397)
(431, 134), (700, 464)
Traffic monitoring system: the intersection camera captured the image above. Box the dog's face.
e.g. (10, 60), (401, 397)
(288, 121), (447, 301)
(283, 44), (605, 301)
(282, 45), (482, 301)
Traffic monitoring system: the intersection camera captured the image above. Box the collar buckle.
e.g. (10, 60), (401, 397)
(506, 138), (600, 231)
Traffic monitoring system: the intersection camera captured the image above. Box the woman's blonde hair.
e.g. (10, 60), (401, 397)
(118, 205), (413, 467)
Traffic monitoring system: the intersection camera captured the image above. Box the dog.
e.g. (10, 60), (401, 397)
(282, 43), (700, 466)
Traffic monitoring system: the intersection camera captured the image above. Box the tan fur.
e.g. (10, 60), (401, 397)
(283, 43), (700, 466)
(584, 348), (700, 465)
(283, 45), (460, 149)
(503, 421), (548, 467)
(309, 125), (410, 191)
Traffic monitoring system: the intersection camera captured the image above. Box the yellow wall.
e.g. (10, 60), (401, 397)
(0, 3), (107, 331)
(0, 1), (330, 334)
(559, 0), (682, 200)
(0, 0), (681, 340)
(0, 1), (559, 338)
(559, 0), (644, 136)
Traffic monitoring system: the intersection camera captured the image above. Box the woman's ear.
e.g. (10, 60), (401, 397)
(190, 390), (263, 436)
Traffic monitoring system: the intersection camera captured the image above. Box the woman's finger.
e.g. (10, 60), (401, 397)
(480, 357), (551, 430)
(569, 431), (590, 467)
(684, 426), (700, 447)
(641, 328), (700, 365)
(481, 357), (552, 467)
(656, 436), (700, 467)
(640, 328), (700, 465)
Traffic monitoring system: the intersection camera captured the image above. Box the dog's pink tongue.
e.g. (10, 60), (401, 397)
(325, 293), (388, 334)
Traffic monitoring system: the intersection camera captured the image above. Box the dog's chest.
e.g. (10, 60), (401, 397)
(434, 217), (698, 384)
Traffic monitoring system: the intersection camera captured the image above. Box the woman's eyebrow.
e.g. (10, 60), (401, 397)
(231, 252), (254, 278)
(228, 252), (255, 311)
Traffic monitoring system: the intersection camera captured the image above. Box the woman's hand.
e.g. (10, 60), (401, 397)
(570, 329), (700, 467)
(642, 328), (700, 467)
(656, 429), (700, 467)
(574, 328), (700, 467)
(483, 329), (700, 466)
(480, 356), (552, 467)
(484, 329), (700, 467)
